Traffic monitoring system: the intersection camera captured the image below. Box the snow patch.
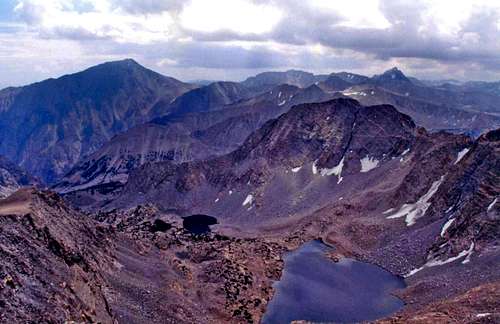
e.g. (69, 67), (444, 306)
(320, 157), (345, 184)
(476, 313), (491, 318)
(360, 156), (380, 172)
(312, 160), (318, 175)
(383, 208), (395, 214)
(386, 176), (445, 226)
(454, 148), (470, 164)
(291, 166), (302, 173)
(229, 190), (233, 195)
(214, 198), (220, 203)
(278, 100), (287, 106)
(440, 218), (455, 237)
(487, 197), (497, 212)
(342, 90), (367, 97)
(401, 148), (410, 156)
(242, 194), (254, 206)
(405, 242), (474, 277)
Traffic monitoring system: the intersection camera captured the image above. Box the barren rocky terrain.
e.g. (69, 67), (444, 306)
(0, 61), (499, 324)
(2, 98), (498, 323)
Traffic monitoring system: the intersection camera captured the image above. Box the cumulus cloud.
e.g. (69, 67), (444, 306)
(1, 0), (499, 85)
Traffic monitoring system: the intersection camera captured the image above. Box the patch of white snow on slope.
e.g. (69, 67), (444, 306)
(476, 313), (491, 318)
(360, 156), (379, 172)
(386, 176), (445, 226)
(291, 166), (302, 173)
(487, 197), (497, 212)
(440, 218), (455, 237)
(319, 157), (345, 184)
(454, 148), (470, 164)
(312, 160), (318, 175)
(405, 242), (474, 277)
(242, 194), (254, 206)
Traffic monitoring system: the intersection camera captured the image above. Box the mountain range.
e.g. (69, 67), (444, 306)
(0, 59), (499, 323)
(1, 60), (499, 186)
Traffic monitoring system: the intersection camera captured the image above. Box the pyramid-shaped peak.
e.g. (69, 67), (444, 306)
(372, 67), (411, 83)
(382, 67), (408, 80)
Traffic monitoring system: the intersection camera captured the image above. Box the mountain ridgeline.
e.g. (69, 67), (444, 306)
(0, 60), (499, 323)
(0, 59), (195, 183)
(1, 60), (499, 186)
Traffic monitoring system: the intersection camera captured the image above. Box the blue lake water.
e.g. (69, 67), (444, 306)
(262, 240), (406, 324)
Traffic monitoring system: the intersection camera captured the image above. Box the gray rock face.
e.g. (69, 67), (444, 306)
(334, 68), (500, 133)
(54, 84), (337, 198)
(0, 155), (39, 198)
(0, 189), (115, 323)
(425, 129), (499, 261)
(87, 99), (422, 215)
(0, 59), (195, 184)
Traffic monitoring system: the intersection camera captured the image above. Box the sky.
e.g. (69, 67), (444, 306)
(0, 0), (499, 88)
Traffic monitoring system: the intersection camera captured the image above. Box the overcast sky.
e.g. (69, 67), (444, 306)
(0, 0), (499, 88)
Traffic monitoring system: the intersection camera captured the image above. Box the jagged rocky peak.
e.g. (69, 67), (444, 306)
(373, 67), (412, 83)
(105, 98), (421, 217)
(233, 98), (415, 168)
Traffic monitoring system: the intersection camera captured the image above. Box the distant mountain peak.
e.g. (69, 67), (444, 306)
(83, 58), (145, 73)
(0, 59), (194, 184)
(105, 58), (139, 66)
(375, 67), (411, 82)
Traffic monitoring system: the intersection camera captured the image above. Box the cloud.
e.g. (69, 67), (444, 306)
(14, 0), (178, 43)
(110, 0), (185, 14)
(1, 0), (500, 85)
(180, 0), (283, 34)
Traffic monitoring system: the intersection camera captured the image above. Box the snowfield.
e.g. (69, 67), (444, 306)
(360, 156), (379, 172)
(454, 148), (470, 164)
(386, 176), (445, 226)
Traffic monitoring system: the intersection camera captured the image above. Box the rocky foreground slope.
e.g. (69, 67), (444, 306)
(0, 189), (301, 323)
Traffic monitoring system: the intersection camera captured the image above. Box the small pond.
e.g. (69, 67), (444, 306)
(182, 214), (218, 234)
(262, 240), (406, 324)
